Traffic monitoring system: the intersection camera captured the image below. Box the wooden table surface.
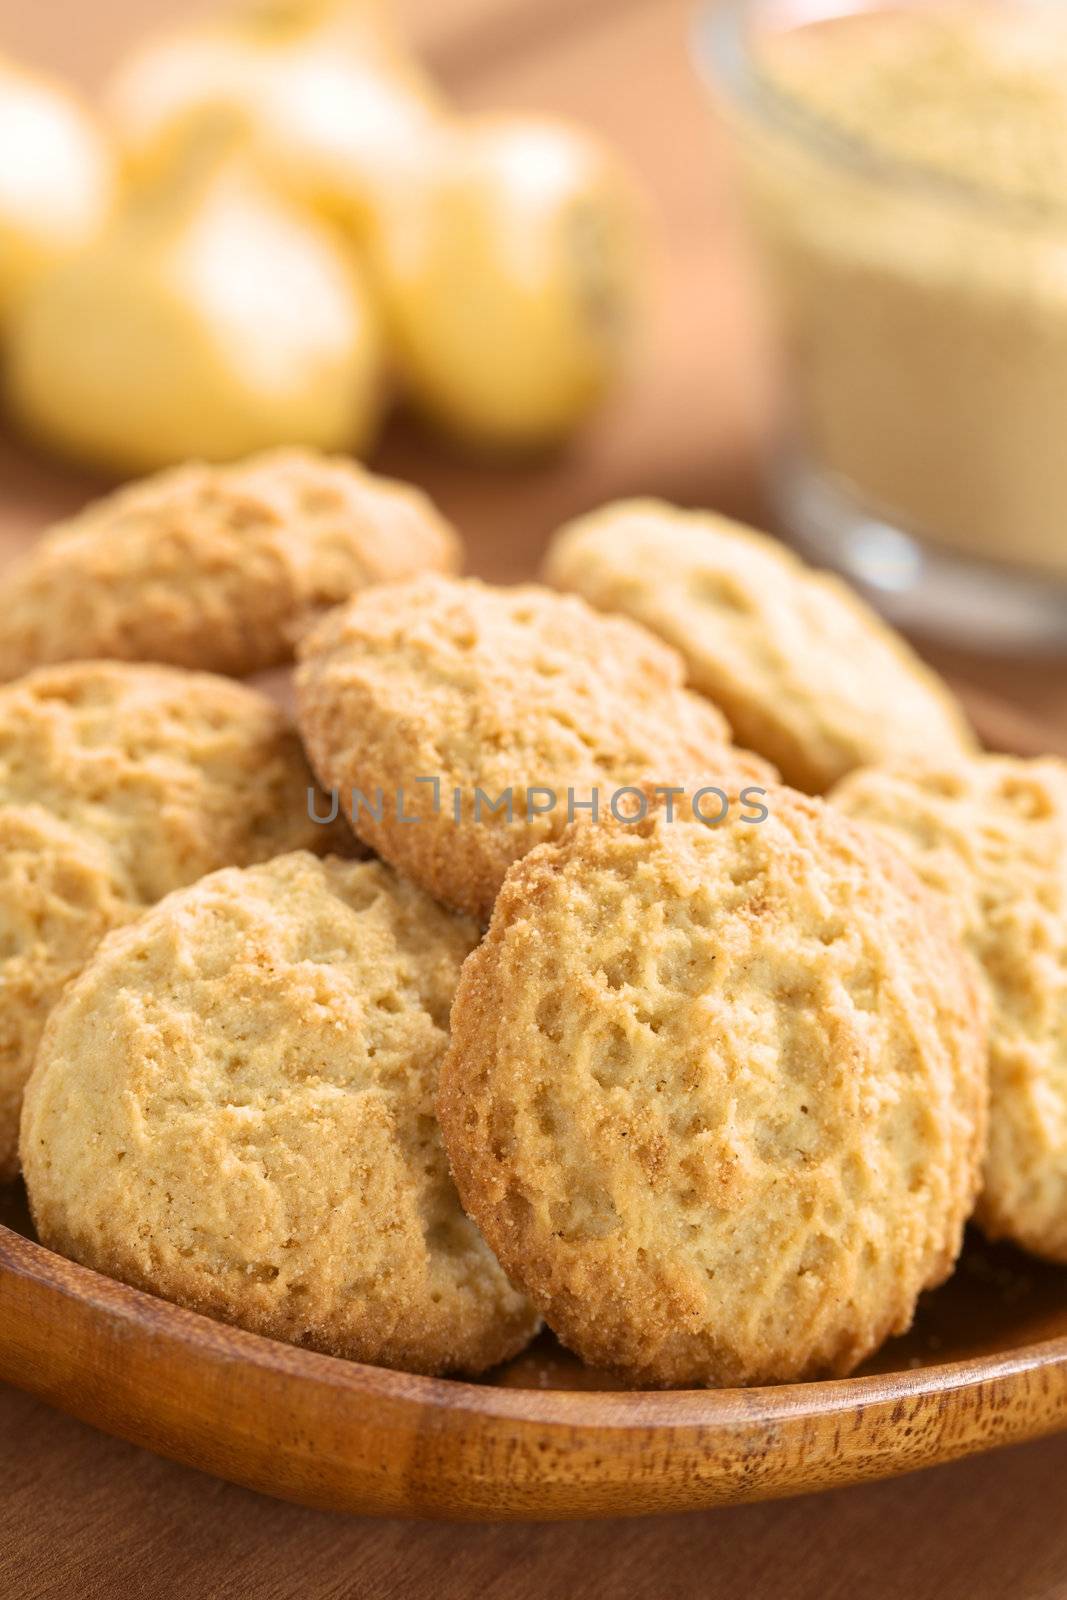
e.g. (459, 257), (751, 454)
(2, 2), (1066, 1595)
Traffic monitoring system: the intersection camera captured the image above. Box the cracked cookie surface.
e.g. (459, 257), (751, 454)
(296, 574), (772, 921)
(0, 660), (339, 1179)
(0, 449), (461, 680)
(439, 788), (987, 1386)
(21, 852), (537, 1375)
(834, 755), (1067, 1261)
(545, 500), (975, 792)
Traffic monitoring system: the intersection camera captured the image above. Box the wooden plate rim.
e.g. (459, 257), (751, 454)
(5, 672), (1067, 1515)
(6, 1220), (1067, 1427)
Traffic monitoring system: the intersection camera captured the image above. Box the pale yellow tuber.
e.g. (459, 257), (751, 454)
(106, 0), (443, 246)
(373, 115), (644, 451)
(5, 136), (383, 474)
(0, 55), (114, 321)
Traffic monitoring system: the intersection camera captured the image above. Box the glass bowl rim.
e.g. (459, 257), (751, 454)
(692, 0), (1067, 230)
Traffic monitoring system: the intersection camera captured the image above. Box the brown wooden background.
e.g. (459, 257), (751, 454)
(2, 1), (1067, 1595)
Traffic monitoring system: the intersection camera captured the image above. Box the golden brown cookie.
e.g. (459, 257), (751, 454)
(0, 449), (461, 681)
(295, 574), (773, 921)
(544, 500), (975, 792)
(0, 807), (134, 1187)
(833, 755), (1067, 1262)
(21, 852), (538, 1376)
(438, 788), (988, 1387)
(0, 660), (340, 1180)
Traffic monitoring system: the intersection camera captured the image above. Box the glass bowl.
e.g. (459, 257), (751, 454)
(695, 0), (1067, 653)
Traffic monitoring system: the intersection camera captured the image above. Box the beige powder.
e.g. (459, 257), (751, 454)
(740, 5), (1067, 576)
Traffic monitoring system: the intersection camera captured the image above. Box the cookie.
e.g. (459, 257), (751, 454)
(0, 448), (461, 681)
(0, 660), (341, 1180)
(21, 852), (538, 1376)
(438, 787), (988, 1387)
(0, 807), (134, 1187)
(295, 574), (773, 921)
(833, 756), (1067, 1261)
(544, 500), (975, 792)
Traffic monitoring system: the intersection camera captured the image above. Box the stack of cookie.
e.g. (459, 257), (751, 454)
(4, 459), (1064, 1388)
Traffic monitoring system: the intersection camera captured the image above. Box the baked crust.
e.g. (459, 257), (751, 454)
(20, 852), (537, 1376)
(0, 660), (343, 1179)
(439, 787), (988, 1386)
(834, 755), (1067, 1261)
(296, 574), (772, 921)
(0, 449), (461, 680)
(545, 500), (975, 792)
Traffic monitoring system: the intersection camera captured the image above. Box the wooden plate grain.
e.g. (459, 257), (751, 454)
(2, 701), (1066, 1522)
(0, 624), (1062, 1527)
(4, 1176), (1067, 1520)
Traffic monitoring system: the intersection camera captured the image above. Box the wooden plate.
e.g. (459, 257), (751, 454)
(3, 1179), (1067, 1520)
(3, 694), (1066, 1520)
